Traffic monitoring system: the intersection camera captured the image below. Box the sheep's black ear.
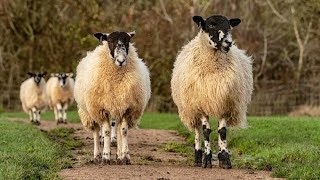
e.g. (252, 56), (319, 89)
(94, 33), (108, 42)
(127, 31), (135, 38)
(229, 18), (241, 27)
(193, 16), (205, 29)
(41, 72), (47, 77)
(27, 72), (34, 77)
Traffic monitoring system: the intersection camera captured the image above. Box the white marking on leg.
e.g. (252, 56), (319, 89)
(195, 126), (201, 151)
(218, 118), (228, 152)
(201, 116), (211, 155)
(93, 126), (101, 159)
(102, 120), (111, 160)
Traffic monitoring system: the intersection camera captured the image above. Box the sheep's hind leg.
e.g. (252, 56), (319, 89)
(218, 118), (232, 169)
(201, 116), (212, 168)
(110, 119), (117, 147)
(194, 125), (202, 167)
(101, 120), (111, 165)
(92, 125), (102, 163)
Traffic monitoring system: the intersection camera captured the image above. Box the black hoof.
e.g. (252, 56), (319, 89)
(93, 158), (101, 164)
(34, 121), (40, 126)
(202, 151), (212, 168)
(63, 121), (68, 124)
(116, 158), (122, 165)
(218, 150), (232, 169)
(117, 157), (131, 165)
(102, 158), (111, 165)
(194, 149), (202, 167)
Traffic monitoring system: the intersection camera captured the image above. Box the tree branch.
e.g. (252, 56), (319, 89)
(159, 0), (173, 24)
(266, 0), (288, 23)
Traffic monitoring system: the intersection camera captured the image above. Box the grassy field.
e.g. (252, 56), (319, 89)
(1, 111), (320, 179)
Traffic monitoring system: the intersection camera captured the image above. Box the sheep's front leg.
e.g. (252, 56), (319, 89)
(36, 110), (41, 125)
(218, 118), (232, 169)
(56, 103), (63, 124)
(118, 118), (130, 165)
(194, 125), (202, 167)
(110, 119), (117, 147)
(31, 107), (40, 125)
(92, 125), (101, 163)
(201, 116), (212, 168)
(28, 110), (34, 122)
(53, 106), (58, 122)
(101, 120), (111, 165)
(62, 103), (68, 124)
(116, 121), (122, 164)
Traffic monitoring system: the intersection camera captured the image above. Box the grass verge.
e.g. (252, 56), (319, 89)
(0, 119), (83, 179)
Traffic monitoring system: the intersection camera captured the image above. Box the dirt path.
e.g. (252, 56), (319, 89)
(34, 120), (280, 180)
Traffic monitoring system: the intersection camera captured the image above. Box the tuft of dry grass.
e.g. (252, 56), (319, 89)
(289, 105), (320, 117)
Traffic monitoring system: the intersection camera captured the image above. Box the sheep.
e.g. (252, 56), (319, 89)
(74, 31), (151, 165)
(46, 72), (75, 124)
(20, 72), (48, 125)
(171, 15), (253, 169)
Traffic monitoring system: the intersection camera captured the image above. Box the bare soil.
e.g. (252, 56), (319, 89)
(33, 120), (281, 180)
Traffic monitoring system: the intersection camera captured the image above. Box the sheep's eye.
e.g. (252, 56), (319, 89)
(209, 23), (216, 28)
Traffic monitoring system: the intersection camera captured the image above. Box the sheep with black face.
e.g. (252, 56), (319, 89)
(171, 15), (253, 169)
(46, 72), (75, 124)
(20, 72), (48, 125)
(74, 31), (151, 165)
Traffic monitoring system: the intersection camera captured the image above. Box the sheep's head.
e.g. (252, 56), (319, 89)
(51, 73), (73, 88)
(193, 15), (241, 53)
(27, 72), (47, 84)
(94, 31), (135, 67)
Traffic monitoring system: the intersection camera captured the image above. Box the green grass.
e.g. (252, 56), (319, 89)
(0, 117), (83, 179)
(1, 111), (320, 179)
(0, 110), (80, 123)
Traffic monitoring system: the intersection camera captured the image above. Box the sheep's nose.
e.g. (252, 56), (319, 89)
(224, 40), (232, 46)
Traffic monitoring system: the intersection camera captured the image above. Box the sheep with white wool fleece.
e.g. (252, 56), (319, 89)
(20, 72), (48, 125)
(74, 31), (151, 165)
(46, 72), (74, 124)
(171, 15), (253, 169)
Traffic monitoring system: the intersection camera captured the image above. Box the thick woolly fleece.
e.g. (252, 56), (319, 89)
(46, 76), (74, 109)
(74, 42), (151, 130)
(20, 78), (47, 113)
(171, 30), (253, 130)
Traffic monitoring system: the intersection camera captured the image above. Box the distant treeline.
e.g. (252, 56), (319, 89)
(0, 0), (319, 114)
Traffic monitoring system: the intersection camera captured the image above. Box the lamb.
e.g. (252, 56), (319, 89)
(20, 72), (48, 125)
(74, 31), (151, 165)
(171, 15), (253, 169)
(46, 73), (75, 124)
